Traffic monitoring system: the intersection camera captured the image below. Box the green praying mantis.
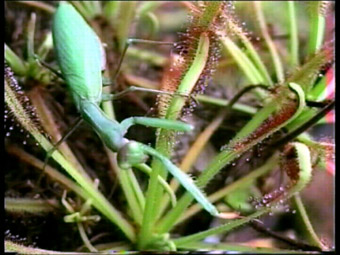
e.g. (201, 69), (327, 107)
(50, 2), (221, 217)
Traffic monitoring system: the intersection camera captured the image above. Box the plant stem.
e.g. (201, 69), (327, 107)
(5, 197), (58, 214)
(292, 194), (326, 250)
(37, 32), (53, 60)
(307, 2), (326, 55)
(28, 87), (90, 180)
(254, 1), (284, 83)
(101, 86), (145, 226)
(135, 164), (176, 208)
(139, 32), (210, 249)
(288, 1), (299, 67)
(221, 37), (265, 85)
(178, 154), (277, 224)
(196, 95), (257, 115)
(5, 44), (27, 76)
(172, 143), (313, 245)
(26, 13), (36, 61)
(176, 241), (298, 253)
(14, 1), (55, 14)
(116, 2), (137, 52)
(236, 28), (273, 86)
(6, 145), (87, 200)
(173, 208), (271, 246)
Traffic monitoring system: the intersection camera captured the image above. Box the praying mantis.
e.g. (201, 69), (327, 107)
(50, 2), (221, 217)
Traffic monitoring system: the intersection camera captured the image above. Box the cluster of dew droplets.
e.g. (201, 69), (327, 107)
(5, 64), (47, 147)
(249, 185), (296, 216)
(4, 229), (30, 246)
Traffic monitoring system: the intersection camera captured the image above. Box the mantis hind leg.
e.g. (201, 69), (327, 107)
(113, 38), (176, 82)
(37, 117), (83, 184)
(33, 55), (64, 79)
(102, 38), (185, 101)
(101, 86), (190, 102)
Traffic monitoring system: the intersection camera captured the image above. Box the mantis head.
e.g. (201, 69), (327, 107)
(117, 141), (149, 169)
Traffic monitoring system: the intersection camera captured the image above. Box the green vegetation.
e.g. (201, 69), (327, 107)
(5, 1), (334, 253)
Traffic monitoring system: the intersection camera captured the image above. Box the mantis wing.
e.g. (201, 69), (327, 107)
(52, 2), (103, 107)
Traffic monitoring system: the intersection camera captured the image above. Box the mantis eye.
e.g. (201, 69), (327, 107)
(117, 141), (148, 169)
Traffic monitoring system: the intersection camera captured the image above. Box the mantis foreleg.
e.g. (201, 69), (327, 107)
(120, 116), (193, 133)
(118, 141), (220, 217)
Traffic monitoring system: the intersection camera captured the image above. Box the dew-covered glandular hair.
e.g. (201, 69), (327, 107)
(5, 64), (46, 141)
(281, 143), (300, 183)
(232, 96), (298, 152)
(157, 1), (232, 118)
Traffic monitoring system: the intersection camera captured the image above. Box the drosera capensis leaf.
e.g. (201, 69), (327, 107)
(253, 1), (284, 83)
(158, 84), (270, 217)
(5, 197), (58, 214)
(286, 44), (334, 94)
(157, 82), (306, 234)
(178, 154), (278, 224)
(140, 2), (232, 248)
(171, 142), (313, 246)
(306, 1), (331, 55)
(287, 1), (300, 67)
(5, 44), (27, 76)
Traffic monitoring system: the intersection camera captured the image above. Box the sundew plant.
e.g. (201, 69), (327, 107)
(5, 1), (334, 253)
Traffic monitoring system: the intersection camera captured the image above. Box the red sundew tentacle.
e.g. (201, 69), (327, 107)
(255, 143), (306, 208)
(157, 54), (186, 117)
(233, 99), (298, 151)
(281, 144), (300, 182)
